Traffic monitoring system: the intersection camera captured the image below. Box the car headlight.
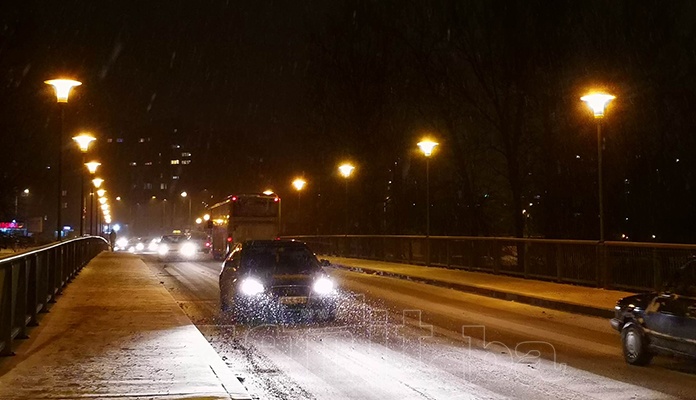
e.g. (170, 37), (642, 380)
(180, 242), (197, 257)
(148, 241), (159, 251)
(158, 244), (169, 255)
(116, 238), (128, 248)
(240, 277), (265, 296)
(313, 277), (335, 295)
(135, 243), (145, 251)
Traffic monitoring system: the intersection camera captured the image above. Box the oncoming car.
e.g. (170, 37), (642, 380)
(611, 258), (696, 365)
(157, 233), (210, 260)
(219, 240), (338, 322)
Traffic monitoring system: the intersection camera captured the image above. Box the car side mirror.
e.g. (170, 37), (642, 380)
(320, 259), (330, 267)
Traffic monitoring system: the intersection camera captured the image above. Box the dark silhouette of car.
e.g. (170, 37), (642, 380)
(610, 258), (696, 365)
(219, 240), (338, 323)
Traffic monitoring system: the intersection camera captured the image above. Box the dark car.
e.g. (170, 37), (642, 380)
(219, 240), (338, 323)
(611, 258), (696, 365)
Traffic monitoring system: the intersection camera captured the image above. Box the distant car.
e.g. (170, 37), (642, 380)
(610, 258), (696, 365)
(157, 233), (209, 259)
(187, 231), (212, 255)
(219, 240), (338, 322)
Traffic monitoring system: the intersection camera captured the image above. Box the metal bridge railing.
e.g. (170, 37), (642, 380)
(286, 235), (696, 292)
(0, 237), (108, 356)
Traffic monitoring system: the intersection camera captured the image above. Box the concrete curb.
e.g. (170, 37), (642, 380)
(329, 263), (615, 319)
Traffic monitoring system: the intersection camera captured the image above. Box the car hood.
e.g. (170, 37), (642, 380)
(616, 292), (656, 310)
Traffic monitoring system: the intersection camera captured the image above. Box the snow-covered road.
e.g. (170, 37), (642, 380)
(146, 257), (696, 399)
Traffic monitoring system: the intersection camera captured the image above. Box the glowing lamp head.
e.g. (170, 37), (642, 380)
(45, 79), (82, 103)
(73, 134), (96, 152)
(85, 161), (101, 174)
(96, 189), (106, 197)
(93, 178), (104, 189)
(180, 191), (188, 198)
(338, 163), (355, 178)
(99, 197), (107, 205)
(203, 214), (210, 221)
(417, 139), (439, 157)
(292, 178), (306, 191)
(263, 190), (274, 195)
(581, 93), (615, 118)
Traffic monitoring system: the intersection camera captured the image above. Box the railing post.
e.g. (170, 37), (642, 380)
(28, 254), (39, 325)
(652, 248), (661, 291)
(0, 263), (13, 356)
(597, 243), (609, 289)
(16, 260), (29, 339)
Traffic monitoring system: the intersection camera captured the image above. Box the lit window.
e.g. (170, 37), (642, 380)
(171, 160), (180, 165)
(160, 183), (168, 190)
(182, 160), (191, 165)
(144, 183), (152, 190)
(62, 190), (68, 196)
(107, 138), (113, 143)
(144, 161), (153, 166)
(129, 162), (137, 166)
(182, 152), (191, 157)
(172, 175), (180, 180)
(139, 138), (145, 143)
(116, 138), (124, 143)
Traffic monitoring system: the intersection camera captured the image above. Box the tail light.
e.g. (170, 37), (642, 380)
(205, 241), (211, 247)
(226, 237), (233, 242)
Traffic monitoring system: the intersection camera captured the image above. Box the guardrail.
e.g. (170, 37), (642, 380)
(286, 235), (696, 292)
(0, 237), (108, 356)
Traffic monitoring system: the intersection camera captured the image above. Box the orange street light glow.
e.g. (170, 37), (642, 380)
(581, 93), (615, 118)
(292, 178), (307, 191)
(73, 133), (96, 152)
(85, 161), (101, 174)
(338, 163), (355, 178)
(45, 79), (82, 103)
(417, 139), (439, 157)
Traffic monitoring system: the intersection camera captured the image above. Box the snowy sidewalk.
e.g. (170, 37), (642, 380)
(325, 256), (634, 318)
(0, 252), (250, 400)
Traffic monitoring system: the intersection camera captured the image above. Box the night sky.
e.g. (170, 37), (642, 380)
(2, 1), (696, 242)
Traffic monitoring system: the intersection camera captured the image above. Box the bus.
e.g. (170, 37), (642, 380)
(208, 193), (281, 259)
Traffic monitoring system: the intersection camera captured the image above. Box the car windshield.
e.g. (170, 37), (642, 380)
(664, 258), (696, 296)
(161, 235), (185, 244)
(242, 245), (318, 275)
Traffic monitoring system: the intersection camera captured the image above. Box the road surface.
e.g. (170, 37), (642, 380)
(142, 255), (696, 399)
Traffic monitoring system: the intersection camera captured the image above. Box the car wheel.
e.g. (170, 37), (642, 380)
(621, 324), (653, 366)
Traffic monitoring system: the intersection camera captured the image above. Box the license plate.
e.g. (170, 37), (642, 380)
(280, 296), (308, 305)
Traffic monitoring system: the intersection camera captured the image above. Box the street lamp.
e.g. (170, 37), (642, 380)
(338, 163), (355, 233)
(418, 139), (438, 267)
(581, 92), (615, 242)
(181, 191), (191, 228)
(45, 78), (81, 240)
(292, 178), (306, 231)
(94, 179), (105, 235)
(85, 162), (100, 235)
(73, 133), (96, 236)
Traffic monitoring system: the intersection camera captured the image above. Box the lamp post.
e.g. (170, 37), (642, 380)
(181, 191), (191, 228)
(338, 163), (355, 234)
(581, 92), (615, 243)
(292, 178), (306, 232)
(45, 78), (81, 240)
(73, 134), (96, 236)
(94, 181), (105, 236)
(418, 139), (438, 267)
(85, 162), (101, 235)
